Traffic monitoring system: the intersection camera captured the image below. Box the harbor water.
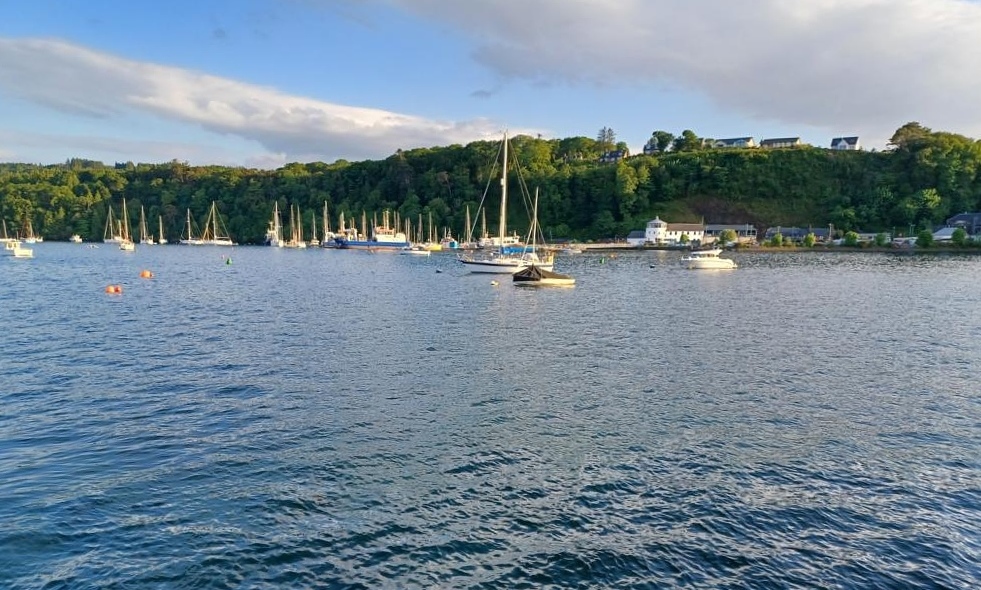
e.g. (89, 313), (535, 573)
(1, 244), (979, 588)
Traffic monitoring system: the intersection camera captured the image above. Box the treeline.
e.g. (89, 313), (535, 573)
(1, 122), (980, 243)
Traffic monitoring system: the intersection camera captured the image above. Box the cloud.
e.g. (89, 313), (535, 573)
(380, 0), (981, 139)
(0, 38), (509, 163)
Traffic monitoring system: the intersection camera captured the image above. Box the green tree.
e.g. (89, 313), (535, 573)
(679, 233), (690, 245)
(768, 232), (783, 247)
(874, 232), (889, 247)
(843, 231), (859, 247)
(803, 232), (816, 247)
(672, 130), (703, 152)
(951, 227), (968, 247)
(916, 229), (934, 248)
(718, 228), (737, 246)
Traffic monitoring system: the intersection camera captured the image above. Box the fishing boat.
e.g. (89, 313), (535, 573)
(333, 210), (410, 250)
(139, 206), (155, 245)
(119, 199), (135, 251)
(681, 248), (737, 269)
(460, 130), (554, 273)
(264, 202), (285, 247)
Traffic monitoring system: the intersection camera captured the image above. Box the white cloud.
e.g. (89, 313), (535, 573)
(0, 38), (512, 164)
(380, 0), (981, 141)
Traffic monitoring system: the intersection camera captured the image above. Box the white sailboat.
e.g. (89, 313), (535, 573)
(460, 130), (554, 273)
(139, 206), (155, 245)
(104, 204), (123, 243)
(119, 199), (135, 251)
(180, 209), (203, 245)
(199, 202), (235, 246)
(513, 189), (574, 287)
(157, 215), (168, 244)
(309, 210), (320, 247)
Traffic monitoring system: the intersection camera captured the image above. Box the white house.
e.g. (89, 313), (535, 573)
(760, 137), (803, 149)
(713, 137), (756, 149)
(830, 136), (860, 150)
(644, 217), (705, 245)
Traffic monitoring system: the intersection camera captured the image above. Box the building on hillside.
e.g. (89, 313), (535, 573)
(830, 136), (860, 150)
(945, 212), (981, 235)
(599, 150), (627, 164)
(642, 216), (705, 246)
(625, 230), (647, 247)
(760, 137), (803, 149)
(704, 223), (758, 244)
(713, 137), (756, 149)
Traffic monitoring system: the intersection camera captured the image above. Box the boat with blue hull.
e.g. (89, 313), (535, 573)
(333, 211), (410, 250)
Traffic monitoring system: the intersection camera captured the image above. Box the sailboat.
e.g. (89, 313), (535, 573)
(104, 204), (123, 243)
(180, 209), (203, 245)
(264, 202), (284, 247)
(309, 211), (320, 247)
(199, 202), (235, 246)
(119, 199), (135, 251)
(157, 215), (168, 244)
(23, 219), (42, 243)
(460, 131), (554, 273)
(139, 206), (155, 245)
(513, 189), (574, 287)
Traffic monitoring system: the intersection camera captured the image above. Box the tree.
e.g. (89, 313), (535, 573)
(768, 232), (783, 247)
(645, 130), (676, 154)
(597, 127), (616, 152)
(718, 228), (737, 246)
(672, 130), (703, 152)
(874, 232), (889, 247)
(679, 233), (690, 245)
(915, 229), (934, 248)
(803, 232), (816, 247)
(843, 231), (859, 247)
(888, 122), (932, 151)
(951, 227), (968, 247)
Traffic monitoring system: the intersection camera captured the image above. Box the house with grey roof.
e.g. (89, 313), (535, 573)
(704, 223), (758, 244)
(944, 212), (981, 235)
(831, 136), (860, 150)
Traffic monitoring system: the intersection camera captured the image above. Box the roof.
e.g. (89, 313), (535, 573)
(666, 223), (704, 232)
(831, 136), (859, 144)
(705, 224), (756, 231)
(760, 137), (801, 145)
(626, 230), (646, 239)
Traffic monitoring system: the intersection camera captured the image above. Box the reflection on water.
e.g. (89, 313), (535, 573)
(1, 245), (979, 588)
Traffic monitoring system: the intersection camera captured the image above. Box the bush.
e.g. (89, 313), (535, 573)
(916, 229), (934, 248)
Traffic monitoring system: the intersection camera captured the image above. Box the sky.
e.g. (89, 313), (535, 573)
(1, 0), (980, 169)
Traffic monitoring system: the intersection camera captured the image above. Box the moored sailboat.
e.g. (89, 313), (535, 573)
(460, 130), (554, 273)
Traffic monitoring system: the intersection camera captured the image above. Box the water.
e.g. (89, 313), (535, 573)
(2, 245), (979, 588)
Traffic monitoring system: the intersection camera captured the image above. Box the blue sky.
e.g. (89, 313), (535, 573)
(2, 0), (980, 168)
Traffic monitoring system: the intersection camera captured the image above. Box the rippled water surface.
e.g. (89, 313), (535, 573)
(2, 245), (980, 588)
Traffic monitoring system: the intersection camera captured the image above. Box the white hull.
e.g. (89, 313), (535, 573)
(682, 249), (737, 269)
(461, 256), (554, 274)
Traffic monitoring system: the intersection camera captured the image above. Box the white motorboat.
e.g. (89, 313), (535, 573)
(5, 240), (33, 258)
(681, 248), (737, 269)
(513, 265), (575, 287)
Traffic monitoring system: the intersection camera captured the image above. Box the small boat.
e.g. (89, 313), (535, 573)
(681, 248), (737, 269)
(69, 234), (83, 243)
(513, 265), (575, 287)
(400, 246), (431, 256)
(5, 240), (33, 258)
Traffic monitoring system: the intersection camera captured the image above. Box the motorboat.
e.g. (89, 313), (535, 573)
(681, 248), (737, 269)
(5, 240), (33, 258)
(513, 264), (575, 287)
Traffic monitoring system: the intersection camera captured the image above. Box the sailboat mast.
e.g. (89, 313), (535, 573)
(499, 131), (508, 250)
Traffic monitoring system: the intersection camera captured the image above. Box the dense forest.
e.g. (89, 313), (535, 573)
(1, 122), (979, 243)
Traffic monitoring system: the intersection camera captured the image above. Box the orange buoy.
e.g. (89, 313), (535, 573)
(140, 269), (153, 279)
(105, 285), (122, 294)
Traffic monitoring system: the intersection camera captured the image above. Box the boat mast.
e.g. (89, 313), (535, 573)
(465, 205), (472, 244)
(499, 130), (508, 251)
